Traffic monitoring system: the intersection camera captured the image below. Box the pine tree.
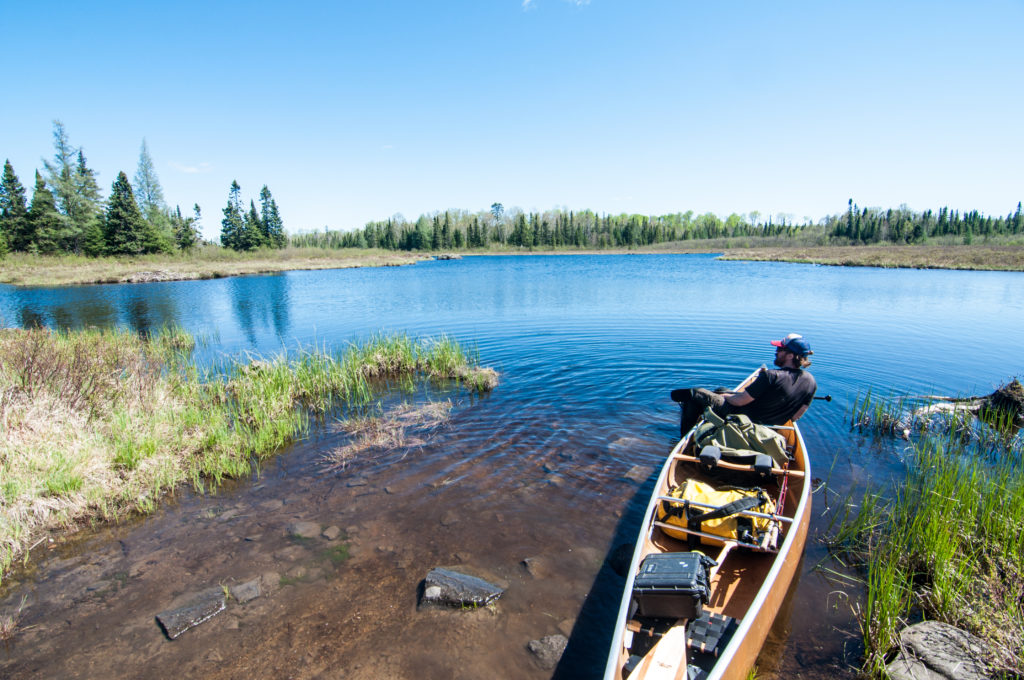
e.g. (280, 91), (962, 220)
(220, 180), (245, 250)
(27, 171), (63, 253)
(104, 171), (149, 255)
(1, 160), (29, 254)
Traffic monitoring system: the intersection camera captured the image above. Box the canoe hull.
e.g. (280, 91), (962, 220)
(603, 381), (812, 680)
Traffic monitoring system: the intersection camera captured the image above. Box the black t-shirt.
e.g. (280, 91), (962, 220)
(735, 367), (816, 425)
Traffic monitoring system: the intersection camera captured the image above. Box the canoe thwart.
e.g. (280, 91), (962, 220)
(671, 452), (805, 478)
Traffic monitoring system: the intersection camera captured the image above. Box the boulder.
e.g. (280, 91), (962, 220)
(885, 621), (991, 680)
(419, 567), (503, 608)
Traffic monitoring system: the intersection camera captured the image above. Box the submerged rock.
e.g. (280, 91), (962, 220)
(419, 567), (503, 608)
(287, 521), (321, 539)
(229, 579), (261, 604)
(885, 621), (991, 680)
(156, 587), (226, 639)
(527, 634), (568, 670)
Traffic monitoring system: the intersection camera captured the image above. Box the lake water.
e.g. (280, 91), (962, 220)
(1, 254), (1022, 679)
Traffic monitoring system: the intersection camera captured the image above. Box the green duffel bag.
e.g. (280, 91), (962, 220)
(693, 409), (789, 468)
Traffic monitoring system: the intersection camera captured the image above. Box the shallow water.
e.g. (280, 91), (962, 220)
(2, 254), (1022, 678)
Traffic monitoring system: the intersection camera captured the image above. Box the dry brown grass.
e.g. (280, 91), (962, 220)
(0, 247), (430, 287)
(325, 400), (454, 468)
(716, 244), (1024, 271)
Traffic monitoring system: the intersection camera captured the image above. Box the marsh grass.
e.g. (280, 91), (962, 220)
(0, 247), (429, 287)
(832, 393), (1024, 676)
(0, 595), (28, 641)
(0, 327), (496, 581)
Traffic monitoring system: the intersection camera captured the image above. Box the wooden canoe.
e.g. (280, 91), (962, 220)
(602, 373), (812, 680)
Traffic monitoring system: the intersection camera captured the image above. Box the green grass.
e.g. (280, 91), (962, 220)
(831, 394), (1024, 677)
(0, 326), (497, 582)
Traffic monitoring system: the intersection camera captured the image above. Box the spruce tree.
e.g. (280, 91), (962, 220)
(1, 160), (29, 253)
(173, 204), (201, 250)
(243, 200), (265, 250)
(28, 171), (63, 253)
(104, 171), (148, 255)
(220, 180), (245, 250)
(258, 185), (285, 248)
(72, 150), (105, 254)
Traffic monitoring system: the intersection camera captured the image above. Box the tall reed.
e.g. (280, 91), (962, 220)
(831, 393), (1024, 676)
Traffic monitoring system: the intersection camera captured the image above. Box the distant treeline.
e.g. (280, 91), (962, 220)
(0, 120), (285, 257)
(827, 199), (1023, 244)
(290, 204), (808, 251)
(291, 199), (1024, 252)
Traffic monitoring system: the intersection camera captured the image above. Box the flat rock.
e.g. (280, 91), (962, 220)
(419, 567), (503, 608)
(521, 557), (550, 579)
(229, 579), (261, 604)
(885, 621), (991, 680)
(623, 465), (654, 483)
(260, 571), (281, 595)
(156, 587), (226, 639)
(322, 525), (342, 541)
(609, 436), (647, 454)
(287, 521), (321, 539)
(528, 634), (568, 670)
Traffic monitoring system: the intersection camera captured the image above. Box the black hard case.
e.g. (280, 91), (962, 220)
(631, 552), (710, 619)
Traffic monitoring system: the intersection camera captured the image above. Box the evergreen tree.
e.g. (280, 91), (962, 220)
(133, 139), (174, 249)
(258, 185), (285, 248)
(42, 120), (79, 250)
(71, 150), (105, 254)
(28, 171), (63, 253)
(220, 180), (245, 250)
(172, 204), (202, 250)
(133, 139), (165, 220)
(104, 171), (149, 255)
(1, 160), (29, 254)
(242, 200), (265, 250)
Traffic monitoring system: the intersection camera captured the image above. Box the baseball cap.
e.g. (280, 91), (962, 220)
(771, 333), (812, 356)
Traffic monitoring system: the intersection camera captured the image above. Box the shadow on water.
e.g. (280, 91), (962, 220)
(552, 473), (654, 679)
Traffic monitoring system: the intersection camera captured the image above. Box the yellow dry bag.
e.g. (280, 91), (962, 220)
(657, 479), (776, 546)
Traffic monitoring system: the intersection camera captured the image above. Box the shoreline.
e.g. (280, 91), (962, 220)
(2, 243), (1022, 288)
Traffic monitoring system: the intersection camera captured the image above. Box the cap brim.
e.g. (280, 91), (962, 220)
(770, 340), (784, 347)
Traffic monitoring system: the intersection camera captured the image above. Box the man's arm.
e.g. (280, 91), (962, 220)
(725, 391), (754, 407)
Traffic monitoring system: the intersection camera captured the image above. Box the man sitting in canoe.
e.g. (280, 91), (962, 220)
(671, 333), (817, 436)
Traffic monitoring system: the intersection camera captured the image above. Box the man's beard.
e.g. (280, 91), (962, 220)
(774, 354), (786, 368)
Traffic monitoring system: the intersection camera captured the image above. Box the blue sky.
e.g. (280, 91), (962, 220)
(3, 0), (1022, 241)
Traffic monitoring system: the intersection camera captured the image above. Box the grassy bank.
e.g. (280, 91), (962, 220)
(716, 243), (1024, 271)
(831, 396), (1024, 677)
(0, 246), (430, 287)
(0, 326), (497, 581)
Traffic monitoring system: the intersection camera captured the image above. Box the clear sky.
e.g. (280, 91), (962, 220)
(3, 0), (1022, 241)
